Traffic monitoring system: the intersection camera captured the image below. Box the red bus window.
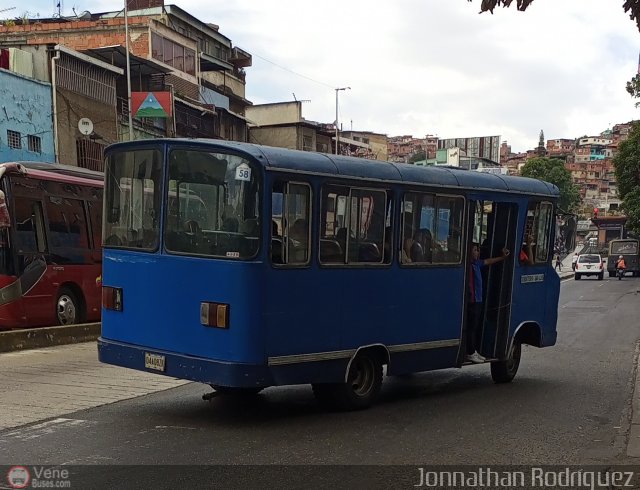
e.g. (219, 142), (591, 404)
(46, 197), (90, 251)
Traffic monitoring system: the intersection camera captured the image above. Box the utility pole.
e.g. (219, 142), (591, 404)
(123, 0), (134, 140)
(335, 87), (350, 155)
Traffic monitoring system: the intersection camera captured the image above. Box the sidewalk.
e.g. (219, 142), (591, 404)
(0, 343), (187, 430)
(554, 252), (576, 281)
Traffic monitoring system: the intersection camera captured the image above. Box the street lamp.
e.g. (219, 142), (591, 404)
(335, 87), (350, 155)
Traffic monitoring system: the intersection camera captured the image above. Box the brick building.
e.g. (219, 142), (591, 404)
(0, 2), (252, 167)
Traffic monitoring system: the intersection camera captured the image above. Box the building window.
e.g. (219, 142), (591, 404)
(151, 31), (196, 76)
(7, 130), (21, 149)
(76, 139), (105, 172)
(27, 135), (41, 154)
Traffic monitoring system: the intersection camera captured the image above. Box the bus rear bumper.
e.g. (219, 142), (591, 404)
(98, 337), (273, 388)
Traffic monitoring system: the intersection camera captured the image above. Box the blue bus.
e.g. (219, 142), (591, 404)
(98, 139), (560, 410)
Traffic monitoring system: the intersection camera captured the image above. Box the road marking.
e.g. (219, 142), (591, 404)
(155, 425), (197, 429)
(1, 417), (90, 442)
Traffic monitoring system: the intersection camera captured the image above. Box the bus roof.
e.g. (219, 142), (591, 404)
(106, 139), (559, 198)
(1, 161), (103, 182)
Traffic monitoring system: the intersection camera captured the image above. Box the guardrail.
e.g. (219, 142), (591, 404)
(0, 322), (100, 353)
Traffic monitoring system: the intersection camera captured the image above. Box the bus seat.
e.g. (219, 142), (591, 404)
(320, 239), (343, 263)
(335, 228), (348, 249)
(410, 241), (424, 262)
(271, 237), (283, 263)
(240, 218), (259, 236)
(359, 242), (381, 263)
(105, 234), (122, 246)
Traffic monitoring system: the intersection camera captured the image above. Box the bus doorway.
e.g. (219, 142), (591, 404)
(462, 200), (517, 363)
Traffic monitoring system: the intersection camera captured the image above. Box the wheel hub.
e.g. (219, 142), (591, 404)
(57, 295), (77, 325)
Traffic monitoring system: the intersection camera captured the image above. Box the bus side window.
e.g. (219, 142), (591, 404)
(434, 195), (464, 264)
(522, 201), (553, 264)
(14, 198), (46, 254)
(402, 192), (435, 264)
(320, 186), (349, 264)
(271, 181), (311, 266)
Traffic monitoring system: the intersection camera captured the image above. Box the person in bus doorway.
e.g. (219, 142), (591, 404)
(466, 243), (510, 364)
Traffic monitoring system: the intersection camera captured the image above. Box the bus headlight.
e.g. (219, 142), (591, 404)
(200, 302), (229, 328)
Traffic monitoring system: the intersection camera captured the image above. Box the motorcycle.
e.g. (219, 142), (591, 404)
(617, 267), (625, 280)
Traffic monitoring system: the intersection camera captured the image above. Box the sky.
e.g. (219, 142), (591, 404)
(8, 0), (640, 152)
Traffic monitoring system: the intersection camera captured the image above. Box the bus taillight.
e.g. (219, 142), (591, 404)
(102, 286), (123, 312)
(200, 302), (229, 328)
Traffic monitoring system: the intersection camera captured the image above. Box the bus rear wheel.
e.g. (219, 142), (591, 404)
(490, 342), (521, 384)
(312, 352), (383, 411)
(56, 288), (80, 326)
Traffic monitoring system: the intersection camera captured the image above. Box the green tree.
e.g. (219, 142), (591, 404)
(520, 157), (580, 211)
(626, 76), (640, 107)
(613, 122), (640, 234)
(467, 1), (640, 31)
(408, 150), (426, 164)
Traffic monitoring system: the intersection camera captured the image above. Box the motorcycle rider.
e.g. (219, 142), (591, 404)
(616, 255), (626, 280)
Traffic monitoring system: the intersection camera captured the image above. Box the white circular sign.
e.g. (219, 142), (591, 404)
(78, 117), (94, 135)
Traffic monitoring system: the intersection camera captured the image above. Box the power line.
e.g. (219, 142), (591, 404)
(251, 52), (334, 89)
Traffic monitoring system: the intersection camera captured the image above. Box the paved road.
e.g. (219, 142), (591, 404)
(0, 276), (639, 486)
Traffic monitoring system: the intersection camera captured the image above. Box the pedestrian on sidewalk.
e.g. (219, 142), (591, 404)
(571, 252), (579, 271)
(555, 254), (562, 272)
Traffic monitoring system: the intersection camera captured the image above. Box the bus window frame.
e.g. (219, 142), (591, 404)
(401, 190), (465, 267)
(532, 201), (553, 265)
(271, 180), (312, 268)
(318, 183), (389, 268)
(104, 147), (164, 253)
(161, 147), (262, 260)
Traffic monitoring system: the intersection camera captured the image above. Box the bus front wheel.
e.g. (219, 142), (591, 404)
(56, 288), (80, 326)
(312, 352), (383, 411)
(490, 342), (521, 384)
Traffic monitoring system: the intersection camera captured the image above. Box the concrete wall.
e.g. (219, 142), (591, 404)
(0, 18), (149, 56)
(249, 126), (298, 149)
(3, 44), (51, 83)
(203, 71), (245, 100)
(0, 69), (55, 163)
(246, 102), (302, 126)
(366, 133), (388, 161)
(56, 87), (118, 166)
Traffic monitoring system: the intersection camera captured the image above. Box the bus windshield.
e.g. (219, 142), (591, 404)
(164, 149), (259, 258)
(105, 148), (260, 258)
(104, 149), (163, 249)
(610, 240), (638, 255)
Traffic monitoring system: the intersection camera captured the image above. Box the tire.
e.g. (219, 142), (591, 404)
(491, 342), (521, 384)
(312, 352), (383, 411)
(609, 272), (615, 278)
(574, 274), (581, 280)
(56, 288), (81, 326)
(598, 273), (603, 280)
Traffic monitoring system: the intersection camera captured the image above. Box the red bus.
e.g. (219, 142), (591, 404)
(0, 161), (103, 329)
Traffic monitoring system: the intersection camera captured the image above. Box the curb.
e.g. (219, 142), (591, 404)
(0, 322), (100, 353)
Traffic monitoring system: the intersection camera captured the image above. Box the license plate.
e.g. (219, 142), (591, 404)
(144, 352), (166, 372)
(586, 265), (591, 269)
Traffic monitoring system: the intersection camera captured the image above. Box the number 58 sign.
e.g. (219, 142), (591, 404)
(235, 164), (251, 182)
